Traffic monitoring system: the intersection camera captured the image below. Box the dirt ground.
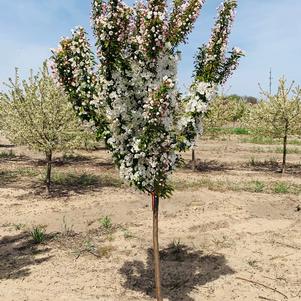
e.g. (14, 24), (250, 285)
(0, 135), (301, 301)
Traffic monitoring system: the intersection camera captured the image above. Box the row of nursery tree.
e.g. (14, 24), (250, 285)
(0, 67), (300, 187)
(0, 0), (300, 299)
(2, 66), (299, 193)
(199, 79), (301, 173)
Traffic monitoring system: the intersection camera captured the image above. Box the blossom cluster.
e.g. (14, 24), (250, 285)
(51, 28), (109, 139)
(193, 0), (245, 84)
(52, 0), (243, 198)
(168, 0), (205, 46)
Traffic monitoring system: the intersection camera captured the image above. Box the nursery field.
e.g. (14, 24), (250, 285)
(0, 134), (301, 301)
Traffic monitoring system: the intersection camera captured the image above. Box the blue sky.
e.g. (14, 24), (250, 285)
(0, 0), (300, 97)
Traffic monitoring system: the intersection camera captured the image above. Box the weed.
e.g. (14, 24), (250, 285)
(30, 226), (46, 243)
(62, 216), (74, 236)
(107, 234), (114, 241)
(122, 228), (134, 239)
(0, 150), (16, 159)
(247, 259), (259, 268)
(171, 239), (183, 253)
(248, 156), (257, 166)
(274, 182), (289, 194)
(212, 235), (233, 249)
(84, 239), (95, 251)
(99, 216), (112, 230)
(97, 245), (115, 258)
(251, 180), (265, 193)
(13, 223), (26, 230)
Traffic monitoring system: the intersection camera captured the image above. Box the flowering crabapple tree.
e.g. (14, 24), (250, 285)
(52, 0), (244, 299)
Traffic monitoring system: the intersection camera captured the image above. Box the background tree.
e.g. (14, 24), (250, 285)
(189, 94), (249, 169)
(52, 0), (243, 299)
(246, 78), (301, 173)
(0, 64), (85, 193)
(203, 95), (234, 137)
(226, 95), (250, 126)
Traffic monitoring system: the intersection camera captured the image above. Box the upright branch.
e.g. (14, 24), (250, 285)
(193, 0), (244, 84)
(167, 0), (205, 47)
(179, 0), (245, 152)
(51, 28), (107, 139)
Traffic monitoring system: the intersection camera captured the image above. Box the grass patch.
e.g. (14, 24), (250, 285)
(273, 182), (290, 194)
(16, 167), (40, 177)
(173, 177), (301, 195)
(288, 139), (301, 145)
(0, 170), (18, 183)
(275, 147), (301, 154)
(99, 216), (112, 230)
(0, 167), (40, 185)
(61, 153), (91, 163)
(0, 150), (16, 159)
(247, 157), (279, 168)
(30, 226), (46, 244)
(249, 180), (265, 193)
(241, 136), (301, 145)
(227, 127), (250, 135)
(53, 172), (100, 187)
(52, 172), (122, 189)
(252, 146), (301, 154)
(240, 136), (276, 145)
(97, 245), (115, 258)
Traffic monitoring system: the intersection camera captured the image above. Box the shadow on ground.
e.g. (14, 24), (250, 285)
(119, 244), (234, 301)
(195, 160), (230, 172)
(0, 144), (15, 148)
(0, 232), (53, 280)
(246, 159), (301, 175)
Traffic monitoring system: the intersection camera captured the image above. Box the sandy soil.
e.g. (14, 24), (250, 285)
(0, 135), (301, 301)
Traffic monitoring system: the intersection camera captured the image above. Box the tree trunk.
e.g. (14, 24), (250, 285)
(45, 151), (52, 194)
(152, 192), (162, 301)
(282, 133), (287, 174)
(192, 149), (196, 171)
